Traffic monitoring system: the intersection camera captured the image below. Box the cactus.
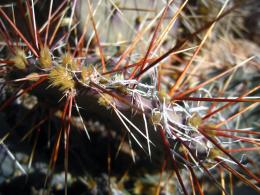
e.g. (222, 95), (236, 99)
(0, 0), (259, 194)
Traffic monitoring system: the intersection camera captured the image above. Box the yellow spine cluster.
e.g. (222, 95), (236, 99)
(81, 66), (94, 82)
(61, 53), (78, 70)
(48, 66), (75, 92)
(39, 46), (52, 68)
(11, 48), (28, 69)
(98, 94), (113, 109)
(188, 112), (202, 128)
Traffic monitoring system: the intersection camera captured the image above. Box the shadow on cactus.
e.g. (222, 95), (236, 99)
(0, 0), (259, 194)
